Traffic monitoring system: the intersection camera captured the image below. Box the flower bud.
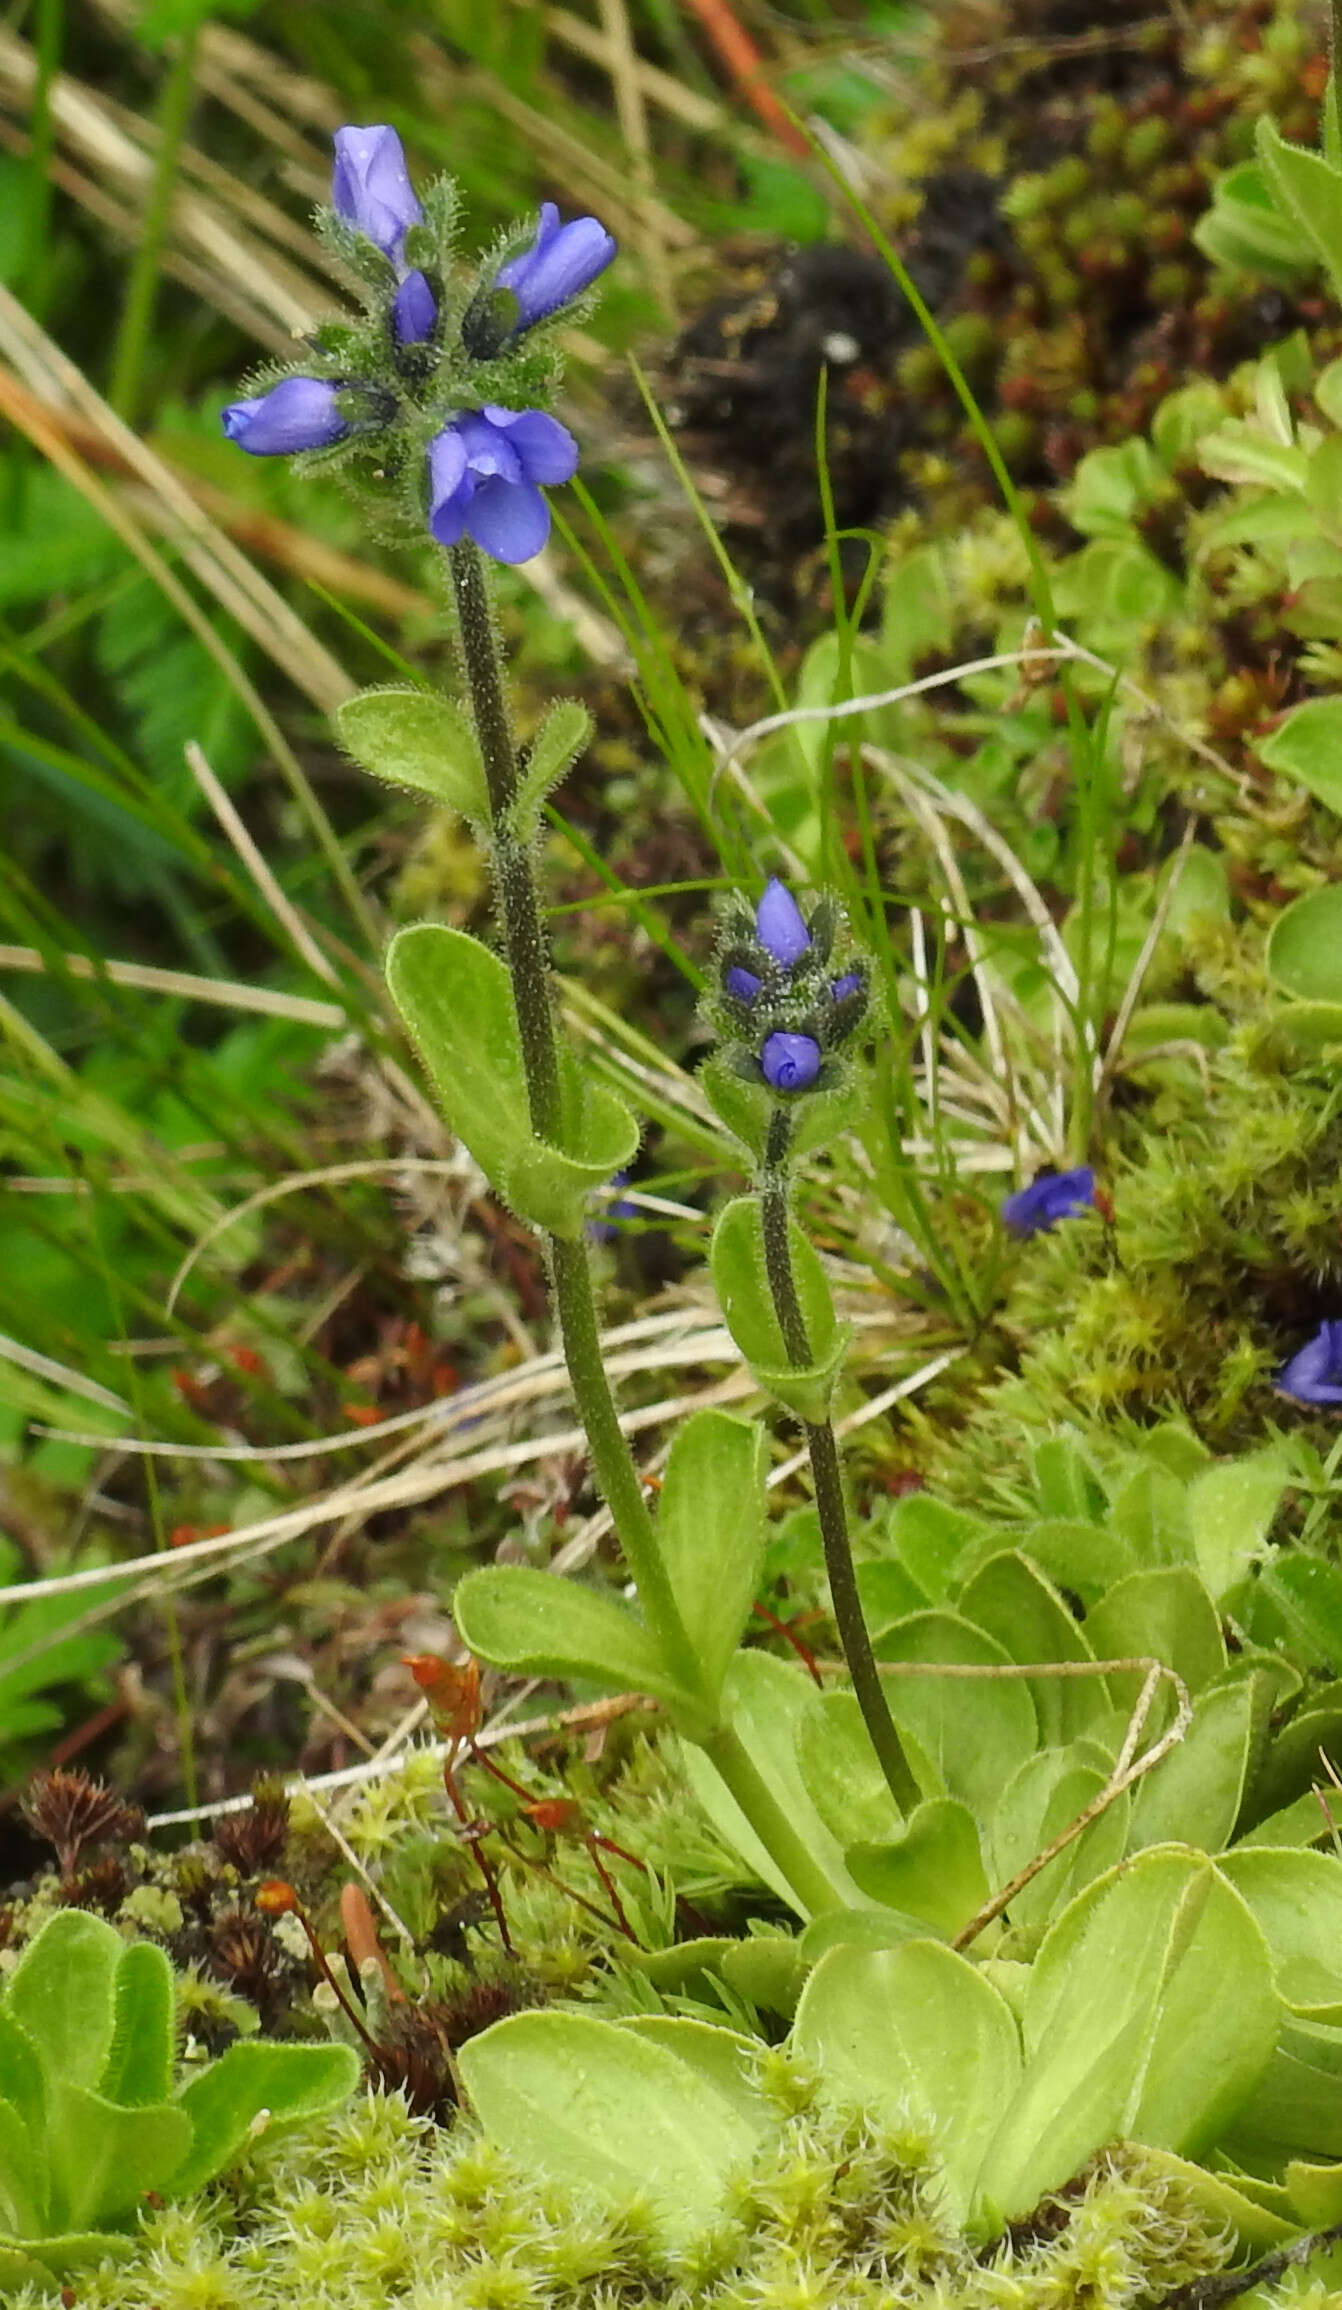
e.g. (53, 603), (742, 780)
(756, 878), (811, 967)
(331, 125), (423, 263)
(393, 269), (437, 346)
(221, 377), (349, 455)
(761, 1031), (822, 1093)
(494, 203), (616, 334)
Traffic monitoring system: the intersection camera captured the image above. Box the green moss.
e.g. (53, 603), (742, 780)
(47, 2069), (1271, 2309)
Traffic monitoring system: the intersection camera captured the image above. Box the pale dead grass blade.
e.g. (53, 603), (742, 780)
(184, 740), (341, 987)
(0, 358), (376, 943)
(0, 1335), (130, 1416)
(0, 297), (354, 714)
(0, 25), (329, 342)
(596, 0), (675, 318)
(0, 945), (346, 1028)
(145, 1694), (655, 1831)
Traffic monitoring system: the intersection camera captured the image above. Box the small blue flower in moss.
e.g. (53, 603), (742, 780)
(762, 1032), (821, 1093)
(495, 203), (617, 332)
(222, 376), (351, 454)
(756, 878), (811, 967)
(331, 125), (436, 345)
(1003, 1166), (1096, 1238)
(1279, 1321), (1342, 1406)
(427, 406), (578, 562)
(725, 965), (762, 1004)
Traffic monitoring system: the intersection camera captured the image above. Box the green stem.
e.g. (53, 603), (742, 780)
(448, 542), (561, 1138)
(549, 1231), (701, 1698)
(701, 1724), (846, 1916)
(447, 542), (696, 1697)
(448, 535), (849, 1913)
(108, 22), (201, 425)
(759, 1112), (920, 1815)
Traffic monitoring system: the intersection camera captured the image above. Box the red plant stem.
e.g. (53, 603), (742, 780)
(442, 1759), (515, 1955)
(585, 1837), (635, 1940)
(680, 0), (811, 159)
(751, 1597), (824, 1686)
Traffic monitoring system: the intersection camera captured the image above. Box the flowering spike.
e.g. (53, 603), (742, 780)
(221, 378), (350, 455)
(1279, 1320), (1342, 1406)
(1002, 1166), (1096, 1238)
(756, 878), (811, 967)
(427, 406), (578, 563)
(495, 203), (616, 334)
(761, 1031), (822, 1093)
(331, 125), (423, 264)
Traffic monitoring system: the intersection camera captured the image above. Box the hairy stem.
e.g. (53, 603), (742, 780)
(759, 1111), (919, 1814)
(448, 538), (849, 1912)
(449, 542), (561, 1138)
(450, 539), (696, 1677)
(548, 1232), (700, 1695)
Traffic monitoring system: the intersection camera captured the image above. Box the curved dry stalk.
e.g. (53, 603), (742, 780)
(861, 1651), (1191, 1950)
(144, 1692), (652, 1833)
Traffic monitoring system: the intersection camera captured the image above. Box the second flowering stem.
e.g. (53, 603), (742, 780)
(759, 1111), (920, 1817)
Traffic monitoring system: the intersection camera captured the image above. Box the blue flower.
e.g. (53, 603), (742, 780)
(831, 971), (863, 1001)
(587, 1170), (638, 1245)
(762, 1031), (821, 1093)
(332, 127), (438, 346)
(427, 405), (578, 564)
(1002, 1166), (1096, 1238)
(332, 125), (423, 264)
(495, 203), (616, 333)
(725, 965), (762, 1004)
(1279, 1321), (1342, 1406)
(221, 377), (350, 455)
(756, 878), (811, 967)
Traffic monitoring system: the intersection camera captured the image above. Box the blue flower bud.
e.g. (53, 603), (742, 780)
(331, 125), (423, 265)
(393, 269), (437, 346)
(725, 965), (762, 1003)
(427, 405), (579, 564)
(756, 878), (810, 967)
(1279, 1320), (1342, 1406)
(831, 972), (863, 1001)
(495, 203), (616, 334)
(221, 377), (349, 455)
(1002, 1166), (1096, 1238)
(761, 1031), (822, 1093)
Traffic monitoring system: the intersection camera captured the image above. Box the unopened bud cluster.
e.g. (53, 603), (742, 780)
(713, 878), (869, 1098)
